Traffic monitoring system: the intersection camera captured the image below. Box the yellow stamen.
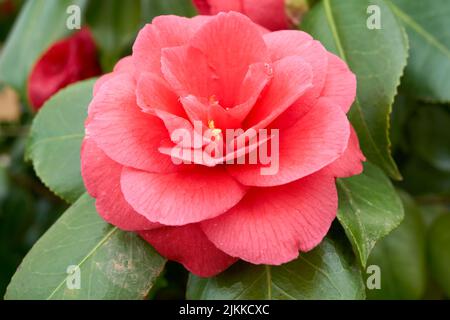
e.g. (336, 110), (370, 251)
(208, 119), (222, 139)
(209, 95), (218, 105)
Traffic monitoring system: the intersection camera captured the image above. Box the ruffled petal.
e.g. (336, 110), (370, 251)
(321, 52), (356, 113)
(189, 11), (269, 107)
(229, 97), (350, 186)
(87, 73), (176, 173)
(202, 171), (338, 264)
(81, 138), (159, 231)
(139, 224), (237, 278)
(322, 125), (366, 178)
(132, 15), (210, 76)
(244, 55), (313, 130)
(121, 166), (247, 226)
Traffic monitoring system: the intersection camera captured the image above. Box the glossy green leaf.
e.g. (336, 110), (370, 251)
(428, 213), (450, 297)
(337, 162), (404, 267)
(388, 0), (450, 102)
(26, 79), (95, 203)
(302, 0), (408, 179)
(0, 0), (88, 99)
(5, 194), (166, 300)
(366, 191), (427, 300)
(186, 238), (365, 300)
(409, 105), (450, 172)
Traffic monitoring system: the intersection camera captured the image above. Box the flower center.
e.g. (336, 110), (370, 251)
(208, 119), (222, 138)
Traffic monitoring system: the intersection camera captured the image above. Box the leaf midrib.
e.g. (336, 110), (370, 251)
(46, 226), (118, 300)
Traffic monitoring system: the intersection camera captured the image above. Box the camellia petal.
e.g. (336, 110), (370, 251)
(189, 11), (270, 107)
(244, 55), (313, 130)
(264, 30), (329, 127)
(132, 15), (210, 76)
(87, 73), (177, 173)
(321, 52), (357, 114)
(139, 224), (237, 278)
(193, 0), (290, 31)
(230, 97), (350, 187)
(121, 166), (248, 226)
(136, 72), (185, 117)
(201, 171), (338, 264)
(81, 138), (159, 231)
(81, 12), (363, 277)
(93, 56), (134, 96)
(322, 125), (366, 178)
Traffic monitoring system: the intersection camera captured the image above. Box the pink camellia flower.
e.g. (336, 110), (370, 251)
(28, 28), (101, 110)
(193, 0), (290, 31)
(81, 12), (365, 277)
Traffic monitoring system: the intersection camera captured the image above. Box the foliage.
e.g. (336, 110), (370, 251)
(0, 0), (448, 300)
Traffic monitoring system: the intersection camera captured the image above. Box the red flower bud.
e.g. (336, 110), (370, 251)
(28, 28), (101, 110)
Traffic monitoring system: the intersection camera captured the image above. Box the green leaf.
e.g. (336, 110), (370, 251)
(86, 0), (142, 71)
(389, 94), (414, 154)
(86, 0), (197, 71)
(140, 0), (197, 20)
(366, 191), (427, 300)
(428, 213), (450, 298)
(26, 79), (95, 203)
(186, 238), (365, 300)
(400, 157), (450, 197)
(388, 0), (450, 102)
(4, 194), (166, 300)
(337, 162), (404, 267)
(302, 0), (408, 179)
(0, 0), (89, 99)
(409, 105), (450, 172)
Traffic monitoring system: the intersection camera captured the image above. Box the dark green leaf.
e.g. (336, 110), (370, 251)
(399, 157), (450, 197)
(302, 0), (408, 179)
(409, 105), (450, 172)
(87, 0), (197, 71)
(366, 191), (427, 300)
(26, 79), (95, 203)
(5, 194), (166, 300)
(389, 94), (414, 154)
(86, 0), (141, 71)
(388, 0), (450, 102)
(0, 0), (89, 99)
(186, 238), (365, 300)
(140, 0), (197, 20)
(428, 213), (450, 298)
(337, 162), (404, 267)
